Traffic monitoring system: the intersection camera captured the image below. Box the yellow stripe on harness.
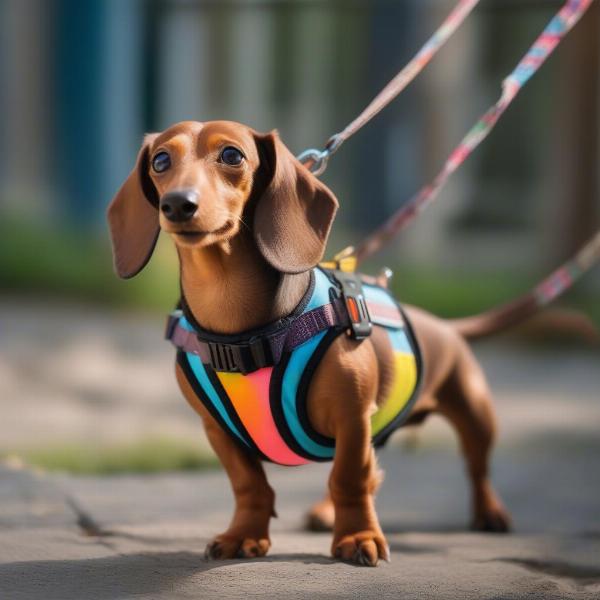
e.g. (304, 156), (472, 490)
(371, 352), (418, 437)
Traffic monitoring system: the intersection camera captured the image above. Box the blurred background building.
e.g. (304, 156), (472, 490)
(2, 5), (600, 589)
(0, 0), (599, 480)
(0, 0), (599, 302)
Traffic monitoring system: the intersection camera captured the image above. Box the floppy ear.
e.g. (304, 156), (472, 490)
(252, 131), (339, 274)
(107, 134), (160, 279)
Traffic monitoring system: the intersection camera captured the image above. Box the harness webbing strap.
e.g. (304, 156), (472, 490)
(167, 293), (406, 374)
(282, 301), (345, 351)
(167, 298), (349, 374)
(354, 0), (595, 264)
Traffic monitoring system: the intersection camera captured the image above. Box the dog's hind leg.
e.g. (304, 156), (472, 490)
(436, 340), (512, 532)
(305, 492), (335, 532)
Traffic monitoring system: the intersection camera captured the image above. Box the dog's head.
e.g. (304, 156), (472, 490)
(107, 120), (338, 278)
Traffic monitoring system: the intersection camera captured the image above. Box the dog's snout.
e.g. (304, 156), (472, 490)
(160, 190), (199, 223)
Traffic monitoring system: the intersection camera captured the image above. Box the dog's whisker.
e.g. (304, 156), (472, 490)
(230, 213), (250, 232)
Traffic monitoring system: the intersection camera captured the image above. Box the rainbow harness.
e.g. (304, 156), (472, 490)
(167, 268), (422, 466)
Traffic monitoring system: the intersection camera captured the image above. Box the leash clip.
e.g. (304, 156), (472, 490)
(297, 133), (343, 177)
(297, 147), (330, 176)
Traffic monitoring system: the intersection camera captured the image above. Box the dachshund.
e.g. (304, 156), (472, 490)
(108, 120), (523, 567)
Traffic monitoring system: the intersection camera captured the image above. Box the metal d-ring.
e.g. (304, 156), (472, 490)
(297, 133), (344, 177)
(297, 147), (330, 176)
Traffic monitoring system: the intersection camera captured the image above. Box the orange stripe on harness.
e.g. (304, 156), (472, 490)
(216, 368), (310, 466)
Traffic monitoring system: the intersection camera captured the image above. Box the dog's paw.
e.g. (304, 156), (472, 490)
(472, 505), (512, 533)
(332, 531), (390, 567)
(205, 535), (270, 560)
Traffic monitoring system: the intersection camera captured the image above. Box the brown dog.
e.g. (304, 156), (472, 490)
(108, 120), (513, 567)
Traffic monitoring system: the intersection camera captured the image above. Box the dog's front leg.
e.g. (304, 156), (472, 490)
(329, 418), (389, 567)
(177, 365), (275, 559)
(202, 418), (275, 560)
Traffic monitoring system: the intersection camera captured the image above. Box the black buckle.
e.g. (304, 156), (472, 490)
(331, 270), (372, 340)
(165, 310), (183, 341)
(206, 337), (273, 375)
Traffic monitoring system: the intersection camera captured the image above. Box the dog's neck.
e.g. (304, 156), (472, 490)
(178, 232), (311, 334)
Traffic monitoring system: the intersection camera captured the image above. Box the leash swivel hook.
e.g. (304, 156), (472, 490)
(297, 134), (343, 176)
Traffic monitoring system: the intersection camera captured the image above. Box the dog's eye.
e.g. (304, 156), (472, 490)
(152, 151), (171, 173)
(219, 146), (244, 166)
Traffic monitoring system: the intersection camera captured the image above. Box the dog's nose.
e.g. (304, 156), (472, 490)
(160, 190), (199, 223)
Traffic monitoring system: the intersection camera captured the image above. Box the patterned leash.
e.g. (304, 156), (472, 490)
(297, 0), (481, 175)
(354, 0), (596, 264)
(533, 231), (600, 307)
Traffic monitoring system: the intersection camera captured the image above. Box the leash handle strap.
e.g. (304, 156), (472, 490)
(354, 0), (595, 264)
(299, 0), (481, 173)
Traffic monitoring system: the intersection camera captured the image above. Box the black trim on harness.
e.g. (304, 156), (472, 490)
(371, 305), (424, 448)
(206, 367), (273, 463)
(269, 352), (332, 463)
(179, 270), (316, 345)
(177, 271), (317, 374)
(175, 266), (422, 461)
(177, 352), (250, 451)
(177, 351), (271, 462)
(295, 328), (340, 450)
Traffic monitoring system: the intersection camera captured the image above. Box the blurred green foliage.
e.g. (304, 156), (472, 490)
(5, 438), (219, 475)
(1, 217), (598, 323)
(0, 217), (179, 312)
(392, 269), (600, 324)
(1, 219), (597, 475)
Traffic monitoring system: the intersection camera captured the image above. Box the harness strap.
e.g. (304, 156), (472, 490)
(166, 297), (348, 375)
(166, 274), (407, 374)
(282, 300), (346, 351)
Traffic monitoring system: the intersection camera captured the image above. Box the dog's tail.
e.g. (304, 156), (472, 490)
(449, 301), (599, 342)
(447, 232), (600, 342)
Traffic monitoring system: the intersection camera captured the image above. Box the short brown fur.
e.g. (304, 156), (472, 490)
(108, 121), (511, 567)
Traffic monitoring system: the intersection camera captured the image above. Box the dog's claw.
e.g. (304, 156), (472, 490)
(333, 532), (388, 567)
(382, 544), (391, 563)
(353, 549), (373, 567)
(204, 542), (222, 560)
(239, 538), (269, 558)
(205, 535), (270, 560)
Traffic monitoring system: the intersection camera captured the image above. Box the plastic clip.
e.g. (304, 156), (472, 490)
(331, 270), (372, 340)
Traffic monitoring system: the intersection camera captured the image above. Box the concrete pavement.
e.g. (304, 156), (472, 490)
(1, 438), (600, 600)
(1, 299), (599, 598)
